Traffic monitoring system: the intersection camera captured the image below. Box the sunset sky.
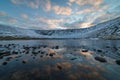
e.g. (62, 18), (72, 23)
(0, 0), (120, 30)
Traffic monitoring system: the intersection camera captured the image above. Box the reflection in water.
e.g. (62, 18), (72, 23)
(0, 39), (120, 80)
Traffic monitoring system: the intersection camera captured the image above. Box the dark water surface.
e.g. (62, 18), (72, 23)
(0, 39), (120, 80)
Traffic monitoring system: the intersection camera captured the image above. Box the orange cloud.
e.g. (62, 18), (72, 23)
(20, 13), (28, 19)
(53, 5), (72, 15)
(69, 0), (103, 6)
(44, 0), (51, 11)
(36, 17), (64, 29)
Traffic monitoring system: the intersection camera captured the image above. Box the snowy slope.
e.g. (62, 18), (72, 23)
(0, 16), (120, 39)
(0, 24), (41, 38)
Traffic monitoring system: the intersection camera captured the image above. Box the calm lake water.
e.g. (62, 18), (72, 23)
(0, 39), (120, 80)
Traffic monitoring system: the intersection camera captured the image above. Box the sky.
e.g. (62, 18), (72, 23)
(0, 0), (120, 30)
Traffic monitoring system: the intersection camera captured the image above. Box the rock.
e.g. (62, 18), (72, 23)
(49, 53), (53, 57)
(6, 57), (12, 61)
(116, 60), (120, 65)
(2, 61), (8, 65)
(106, 46), (110, 48)
(57, 65), (62, 70)
(97, 50), (102, 52)
(70, 58), (77, 60)
(40, 55), (43, 57)
(95, 56), (107, 62)
(55, 46), (59, 49)
(32, 51), (38, 54)
(41, 51), (45, 54)
(13, 51), (18, 54)
(22, 60), (27, 64)
(81, 49), (88, 52)
(49, 53), (55, 57)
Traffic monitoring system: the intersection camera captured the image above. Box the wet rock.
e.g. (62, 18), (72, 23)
(2, 61), (8, 65)
(32, 52), (38, 54)
(43, 45), (47, 48)
(95, 56), (107, 62)
(22, 60), (27, 64)
(40, 55), (43, 57)
(57, 65), (62, 70)
(106, 46), (110, 48)
(41, 51), (45, 54)
(13, 51), (18, 54)
(55, 46), (59, 49)
(116, 60), (120, 65)
(70, 58), (77, 60)
(49, 53), (53, 57)
(6, 57), (12, 61)
(49, 53), (55, 57)
(26, 51), (29, 54)
(97, 50), (102, 52)
(81, 49), (88, 52)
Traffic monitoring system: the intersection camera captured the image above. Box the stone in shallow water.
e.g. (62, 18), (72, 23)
(57, 65), (62, 70)
(55, 46), (59, 49)
(22, 60), (27, 64)
(81, 49), (88, 52)
(97, 50), (103, 52)
(49, 53), (55, 57)
(95, 56), (107, 62)
(116, 60), (120, 65)
(70, 58), (77, 60)
(2, 61), (7, 65)
(49, 53), (53, 57)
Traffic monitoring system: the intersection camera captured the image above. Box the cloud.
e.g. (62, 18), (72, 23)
(27, 1), (39, 9)
(53, 5), (72, 15)
(69, 0), (103, 6)
(8, 18), (18, 23)
(62, 20), (93, 29)
(11, 0), (52, 11)
(76, 5), (108, 14)
(11, 0), (40, 9)
(0, 11), (7, 16)
(36, 17), (64, 29)
(20, 13), (28, 19)
(44, 0), (51, 11)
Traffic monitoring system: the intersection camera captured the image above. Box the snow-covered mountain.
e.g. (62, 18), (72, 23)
(0, 16), (120, 39)
(0, 24), (42, 38)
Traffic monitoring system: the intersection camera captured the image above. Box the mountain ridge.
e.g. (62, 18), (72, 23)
(0, 16), (120, 39)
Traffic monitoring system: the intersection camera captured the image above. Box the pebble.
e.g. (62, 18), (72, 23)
(22, 60), (27, 64)
(2, 61), (8, 65)
(81, 49), (88, 52)
(116, 60), (120, 65)
(95, 56), (107, 62)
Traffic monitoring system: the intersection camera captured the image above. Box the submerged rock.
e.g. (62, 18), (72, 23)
(97, 50), (103, 52)
(55, 46), (59, 49)
(116, 60), (120, 65)
(22, 60), (27, 64)
(70, 58), (77, 60)
(57, 65), (62, 70)
(2, 61), (8, 65)
(95, 56), (107, 62)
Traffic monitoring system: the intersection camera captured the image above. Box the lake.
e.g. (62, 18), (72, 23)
(0, 39), (120, 80)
